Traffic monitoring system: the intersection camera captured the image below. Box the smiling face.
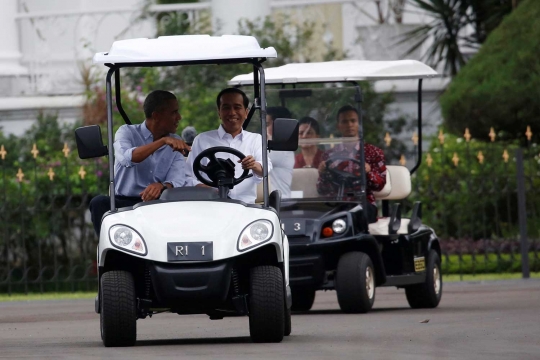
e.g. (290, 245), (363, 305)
(337, 110), (359, 138)
(155, 98), (181, 135)
(218, 92), (248, 137)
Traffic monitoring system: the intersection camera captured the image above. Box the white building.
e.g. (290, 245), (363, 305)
(0, 0), (446, 141)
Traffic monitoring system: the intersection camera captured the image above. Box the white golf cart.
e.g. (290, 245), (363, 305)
(230, 60), (443, 313)
(75, 35), (298, 346)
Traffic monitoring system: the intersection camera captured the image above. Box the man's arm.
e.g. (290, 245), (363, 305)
(131, 137), (190, 163)
(365, 145), (386, 192)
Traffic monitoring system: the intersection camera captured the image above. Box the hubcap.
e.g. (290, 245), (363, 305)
(366, 266), (375, 299)
(433, 265), (441, 295)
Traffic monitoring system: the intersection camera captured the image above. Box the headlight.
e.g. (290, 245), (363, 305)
(237, 220), (274, 251)
(108, 225), (147, 255)
(332, 219), (347, 234)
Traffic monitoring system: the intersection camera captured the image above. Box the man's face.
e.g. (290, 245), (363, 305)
(155, 99), (181, 134)
(337, 110), (359, 138)
(218, 92), (248, 135)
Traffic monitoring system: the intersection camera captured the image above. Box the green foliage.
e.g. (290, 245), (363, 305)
(408, 129), (540, 240)
(440, 0), (540, 142)
(442, 253), (540, 274)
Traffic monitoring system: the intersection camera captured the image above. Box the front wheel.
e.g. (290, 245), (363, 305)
(249, 266), (285, 343)
(405, 250), (443, 308)
(100, 270), (137, 347)
(335, 252), (376, 313)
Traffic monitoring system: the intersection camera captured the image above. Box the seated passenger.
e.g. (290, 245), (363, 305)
(185, 88), (272, 204)
(89, 90), (190, 236)
(294, 116), (324, 169)
(267, 106), (295, 198)
(317, 105), (386, 223)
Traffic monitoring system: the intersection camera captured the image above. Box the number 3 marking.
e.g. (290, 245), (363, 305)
(294, 223), (301, 231)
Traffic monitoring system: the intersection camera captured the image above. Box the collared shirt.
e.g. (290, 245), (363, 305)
(269, 150), (294, 198)
(113, 121), (187, 197)
(186, 125), (272, 204)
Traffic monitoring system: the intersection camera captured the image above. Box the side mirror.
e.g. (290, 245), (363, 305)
(268, 118), (299, 151)
(75, 125), (108, 159)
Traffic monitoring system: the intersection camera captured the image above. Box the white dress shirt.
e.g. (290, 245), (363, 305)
(186, 125), (273, 203)
(269, 150), (294, 198)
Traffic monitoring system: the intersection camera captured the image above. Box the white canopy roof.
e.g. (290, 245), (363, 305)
(93, 35), (277, 64)
(228, 60), (438, 85)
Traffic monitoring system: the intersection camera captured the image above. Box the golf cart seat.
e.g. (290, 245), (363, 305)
(291, 168), (319, 198)
(369, 165), (413, 235)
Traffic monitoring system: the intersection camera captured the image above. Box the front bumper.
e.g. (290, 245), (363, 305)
(148, 260), (232, 308)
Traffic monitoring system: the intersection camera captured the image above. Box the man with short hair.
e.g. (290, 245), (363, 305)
(89, 90), (190, 235)
(185, 88), (272, 203)
(317, 105), (386, 222)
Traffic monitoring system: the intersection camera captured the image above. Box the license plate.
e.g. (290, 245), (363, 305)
(167, 242), (213, 261)
(414, 256), (426, 272)
(281, 219), (306, 236)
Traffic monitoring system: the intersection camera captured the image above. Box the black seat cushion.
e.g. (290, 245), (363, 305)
(160, 187), (220, 201)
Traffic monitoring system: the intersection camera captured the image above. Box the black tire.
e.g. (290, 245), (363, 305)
(405, 250), (443, 309)
(249, 266), (285, 343)
(100, 270), (137, 347)
(284, 306), (292, 336)
(335, 252), (376, 313)
(291, 287), (316, 311)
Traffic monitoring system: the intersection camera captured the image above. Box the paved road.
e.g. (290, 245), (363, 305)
(1, 280), (539, 360)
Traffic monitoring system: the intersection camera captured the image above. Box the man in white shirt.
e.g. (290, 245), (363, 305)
(266, 106), (295, 198)
(185, 88), (272, 203)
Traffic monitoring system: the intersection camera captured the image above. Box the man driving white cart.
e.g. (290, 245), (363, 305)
(186, 88), (272, 203)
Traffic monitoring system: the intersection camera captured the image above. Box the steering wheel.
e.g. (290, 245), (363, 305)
(193, 146), (252, 188)
(325, 156), (363, 183)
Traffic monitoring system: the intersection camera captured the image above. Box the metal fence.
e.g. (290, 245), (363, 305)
(1, 127), (538, 294)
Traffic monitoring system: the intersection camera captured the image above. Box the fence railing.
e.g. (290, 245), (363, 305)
(1, 126), (538, 294)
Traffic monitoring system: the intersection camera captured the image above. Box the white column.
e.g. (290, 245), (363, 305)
(0, 0), (27, 75)
(211, 0), (270, 35)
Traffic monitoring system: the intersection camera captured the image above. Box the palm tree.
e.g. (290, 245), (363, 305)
(400, 0), (515, 76)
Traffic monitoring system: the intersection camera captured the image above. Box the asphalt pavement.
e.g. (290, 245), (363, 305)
(0, 280), (539, 360)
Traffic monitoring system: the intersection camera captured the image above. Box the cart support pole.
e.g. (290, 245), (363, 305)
(410, 79), (423, 175)
(106, 67), (116, 211)
(254, 62), (269, 208)
(353, 82), (368, 226)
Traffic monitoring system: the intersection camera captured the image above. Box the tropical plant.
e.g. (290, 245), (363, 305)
(400, 0), (517, 76)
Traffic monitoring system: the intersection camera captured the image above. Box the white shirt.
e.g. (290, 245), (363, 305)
(186, 125), (273, 203)
(269, 150), (294, 198)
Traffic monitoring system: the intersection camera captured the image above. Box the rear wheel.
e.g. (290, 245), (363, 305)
(291, 287), (316, 311)
(249, 266), (285, 343)
(335, 252), (376, 313)
(100, 270), (137, 347)
(405, 250), (442, 308)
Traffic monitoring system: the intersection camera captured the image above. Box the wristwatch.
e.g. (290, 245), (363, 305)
(160, 182), (168, 194)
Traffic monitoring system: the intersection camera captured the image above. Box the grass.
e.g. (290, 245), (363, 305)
(444, 272), (540, 282)
(0, 292), (96, 302)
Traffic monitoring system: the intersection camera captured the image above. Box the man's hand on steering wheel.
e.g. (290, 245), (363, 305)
(238, 155), (263, 177)
(193, 147), (253, 188)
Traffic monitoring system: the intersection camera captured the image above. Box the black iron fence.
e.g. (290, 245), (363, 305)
(1, 127), (538, 294)
(392, 128), (539, 278)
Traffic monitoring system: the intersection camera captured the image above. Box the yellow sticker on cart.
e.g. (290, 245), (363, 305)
(414, 257), (426, 272)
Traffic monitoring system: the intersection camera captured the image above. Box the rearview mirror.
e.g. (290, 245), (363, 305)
(268, 118), (299, 151)
(75, 125), (108, 159)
